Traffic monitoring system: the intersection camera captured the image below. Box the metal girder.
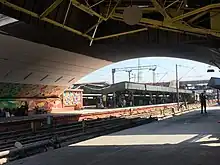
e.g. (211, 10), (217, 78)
(112, 12), (220, 38)
(90, 0), (105, 8)
(85, 19), (103, 34)
(150, 0), (171, 20)
(187, 11), (208, 24)
(71, 0), (106, 20)
(40, 0), (64, 19)
(111, 16), (204, 37)
(0, 0), (92, 40)
(1, 0), (220, 41)
(94, 28), (148, 40)
(171, 3), (220, 22)
(164, 0), (179, 10)
(71, 0), (120, 21)
(106, 0), (121, 19)
(0, 0), (146, 42)
(116, 7), (156, 11)
(0, 0), (39, 18)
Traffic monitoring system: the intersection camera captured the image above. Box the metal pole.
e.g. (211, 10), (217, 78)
(153, 70), (156, 84)
(137, 59), (140, 82)
(217, 89), (219, 104)
(89, 18), (101, 46)
(112, 69), (116, 108)
(63, 0), (71, 26)
(112, 69), (115, 84)
(176, 64), (180, 110)
(128, 70), (132, 82)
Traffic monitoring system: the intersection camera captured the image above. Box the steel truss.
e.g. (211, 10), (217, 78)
(0, 0), (220, 43)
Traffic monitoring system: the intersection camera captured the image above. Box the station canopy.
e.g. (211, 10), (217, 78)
(208, 77), (220, 89)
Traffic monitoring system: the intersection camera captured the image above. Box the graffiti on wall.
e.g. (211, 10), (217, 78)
(63, 90), (83, 108)
(0, 98), (62, 111)
(28, 99), (62, 110)
(0, 100), (22, 109)
(0, 82), (66, 98)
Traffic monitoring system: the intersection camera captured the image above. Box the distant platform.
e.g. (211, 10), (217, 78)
(0, 103), (178, 124)
(52, 103), (177, 114)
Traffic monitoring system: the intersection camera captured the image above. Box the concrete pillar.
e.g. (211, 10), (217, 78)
(149, 92), (153, 105)
(162, 93), (165, 104)
(156, 92), (159, 104)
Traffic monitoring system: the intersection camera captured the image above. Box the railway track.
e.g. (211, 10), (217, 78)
(0, 118), (130, 150)
(0, 103), (203, 164)
(0, 112), (153, 150)
(0, 114), (156, 164)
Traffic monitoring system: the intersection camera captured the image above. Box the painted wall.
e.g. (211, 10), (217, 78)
(0, 89), (83, 111)
(0, 82), (66, 98)
(28, 99), (62, 110)
(0, 98), (62, 111)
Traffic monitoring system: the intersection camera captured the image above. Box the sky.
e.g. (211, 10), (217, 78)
(78, 57), (220, 84)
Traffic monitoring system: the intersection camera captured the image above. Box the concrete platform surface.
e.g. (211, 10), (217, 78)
(7, 107), (220, 165)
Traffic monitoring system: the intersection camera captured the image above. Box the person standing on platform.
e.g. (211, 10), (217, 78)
(199, 92), (207, 114)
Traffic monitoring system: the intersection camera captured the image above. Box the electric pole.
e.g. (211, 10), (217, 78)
(176, 64), (180, 110)
(112, 65), (157, 84)
(137, 59), (140, 82)
(126, 70), (132, 82)
(153, 70), (156, 84)
(112, 68), (116, 108)
(112, 69), (115, 84)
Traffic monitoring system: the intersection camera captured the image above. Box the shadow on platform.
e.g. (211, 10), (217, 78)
(9, 137), (220, 165)
(5, 107), (220, 165)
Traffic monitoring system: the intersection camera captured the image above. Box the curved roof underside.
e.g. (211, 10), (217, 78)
(0, 0), (220, 98)
(0, 23), (216, 98)
(0, 32), (110, 98)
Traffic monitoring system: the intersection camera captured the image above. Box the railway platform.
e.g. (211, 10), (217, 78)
(0, 102), (201, 122)
(0, 102), (210, 133)
(6, 106), (220, 165)
(0, 103), (180, 124)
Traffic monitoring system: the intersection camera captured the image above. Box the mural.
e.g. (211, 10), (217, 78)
(28, 99), (62, 110)
(0, 88), (83, 111)
(63, 90), (83, 109)
(0, 98), (62, 111)
(0, 82), (66, 98)
(0, 100), (22, 109)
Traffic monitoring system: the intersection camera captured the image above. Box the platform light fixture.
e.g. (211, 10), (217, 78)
(207, 69), (215, 72)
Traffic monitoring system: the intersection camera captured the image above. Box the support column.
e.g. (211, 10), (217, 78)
(149, 92), (153, 105)
(156, 92), (159, 104)
(217, 89), (219, 105)
(112, 69), (116, 108)
(162, 93), (165, 104)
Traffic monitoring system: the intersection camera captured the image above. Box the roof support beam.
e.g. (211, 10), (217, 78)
(112, 12), (220, 38)
(94, 28), (148, 41)
(71, 0), (106, 20)
(171, 3), (220, 22)
(150, 0), (171, 20)
(40, 0), (64, 19)
(71, 0), (121, 21)
(0, 0), (92, 40)
(188, 11), (208, 24)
